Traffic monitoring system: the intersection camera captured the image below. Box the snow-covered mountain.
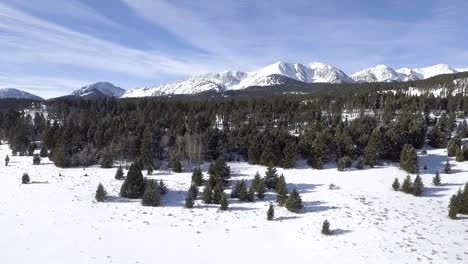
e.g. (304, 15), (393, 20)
(351, 65), (401, 83)
(123, 61), (353, 97)
(0, 88), (43, 100)
(122, 71), (247, 97)
(71, 82), (125, 98)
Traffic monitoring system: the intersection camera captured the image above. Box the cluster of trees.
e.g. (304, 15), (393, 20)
(448, 183), (468, 219)
(1, 87), (464, 173)
(392, 174), (424, 196)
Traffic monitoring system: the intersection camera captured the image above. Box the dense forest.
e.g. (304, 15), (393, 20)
(1, 84), (468, 174)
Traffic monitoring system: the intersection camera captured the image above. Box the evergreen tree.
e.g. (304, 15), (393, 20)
(5, 155), (9, 166)
(401, 175), (413, 194)
(322, 220), (332, 235)
(246, 184), (255, 202)
(231, 180), (241, 198)
(448, 194), (459, 219)
(39, 146), (48, 158)
(400, 144), (418, 174)
(120, 161), (145, 198)
(22, 173), (30, 184)
(115, 166), (124, 180)
(219, 192), (228, 210)
(444, 161), (451, 174)
(267, 203), (274, 221)
(412, 174), (424, 196)
(213, 181), (224, 204)
(191, 167), (203, 186)
(146, 165), (153, 175)
(140, 126), (154, 166)
(392, 178), (400, 191)
(95, 183), (107, 202)
(159, 180), (168, 195)
(276, 174), (288, 206)
(429, 124), (447, 148)
(432, 172), (441, 186)
(33, 154), (41, 165)
(285, 188), (302, 213)
(456, 148), (464, 162)
(337, 158), (346, 171)
(170, 155), (182, 173)
(364, 130), (381, 167)
(237, 180), (249, 201)
(189, 183), (199, 199)
(447, 138), (461, 157)
(185, 191), (194, 208)
(260, 139), (275, 166)
(283, 142), (297, 168)
(264, 164), (279, 189)
(256, 178), (266, 199)
(100, 148), (113, 168)
(142, 180), (161, 207)
(208, 156), (230, 185)
(202, 184), (213, 204)
(251, 172), (261, 191)
(355, 156), (364, 170)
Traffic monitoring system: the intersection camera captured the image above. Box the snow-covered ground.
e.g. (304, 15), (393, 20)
(1, 144), (467, 264)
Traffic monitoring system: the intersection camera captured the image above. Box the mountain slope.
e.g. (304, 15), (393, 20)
(351, 65), (401, 82)
(71, 82), (125, 98)
(0, 88), (43, 100)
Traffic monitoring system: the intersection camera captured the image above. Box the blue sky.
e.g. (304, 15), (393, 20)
(0, 0), (467, 98)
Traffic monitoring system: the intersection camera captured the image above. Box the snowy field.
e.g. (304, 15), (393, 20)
(1, 144), (468, 264)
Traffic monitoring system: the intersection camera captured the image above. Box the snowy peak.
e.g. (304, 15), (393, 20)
(351, 65), (401, 82)
(413, 64), (456, 79)
(72, 82), (125, 98)
(122, 71), (247, 97)
(0, 88), (43, 100)
(308, 62), (354, 83)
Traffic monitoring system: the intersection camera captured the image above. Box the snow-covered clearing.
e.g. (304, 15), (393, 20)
(1, 144), (467, 264)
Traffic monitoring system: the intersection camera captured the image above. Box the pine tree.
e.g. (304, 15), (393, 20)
(231, 180), (241, 198)
(392, 178), (400, 191)
(447, 138), (461, 157)
(185, 191), (194, 208)
(140, 126), (154, 166)
(146, 165), (153, 175)
(251, 172), (261, 191)
(322, 220), (332, 235)
(237, 180), (249, 201)
(276, 174), (288, 206)
(283, 142), (297, 168)
(142, 181), (161, 207)
(285, 188), (302, 213)
(429, 124), (447, 148)
(191, 167), (203, 186)
(412, 174), (424, 196)
(401, 175), (413, 194)
(22, 173), (30, 184)
(432, 172), (441, 186)
(170, 155), (182, 173)
(400, 144), (418, 174)
(120, 160), (145, 198)
(364, 130), (381, 167)
(246, 184), (255, 202)
(158, 180), (168, 195)
(202, 184), (213, 204)
(213, 181), (224, 204)
(5, 155), (9, 166)
(456, 148), (464, 162)
(355, 156), (364, 170)
(260, 139), (275, 166)
(189, 183), (199, 199)
(448, 194), (459, 219)
(267, 203), (274, 221)
(256, 178), (266, 199)
(33, 154), (41, 165)
(337, 158), (346, 171)
(264, 164), (279, 189)
(39, 146), (48, 158)
(444, 161), (451, 174)
(95, 183), (107, 202)
(115, 166), (124, 180)
(100, 148), (113, 168)
(220, 192), (228, 210)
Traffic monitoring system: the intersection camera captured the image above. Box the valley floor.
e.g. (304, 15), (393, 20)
(1, 144), (467, 264)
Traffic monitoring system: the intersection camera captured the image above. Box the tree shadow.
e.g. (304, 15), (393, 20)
(457, 215), (468, 220)
(30, 181), (49, 184)
(302, 201), (338, 213)
(229, 206), (256, 212)
(332, 229), (353, 236)
(105, 195), (137, 203)
(287, 183), (323, 194)
(423, 187), (451, 198)
(441, 183), (464, 187)
(161, 190), (186, 207)
(275, 215), (301, 221)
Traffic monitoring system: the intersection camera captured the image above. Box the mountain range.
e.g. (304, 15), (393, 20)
(123, 62), (468, 97)
(1, 62), (467, 100)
